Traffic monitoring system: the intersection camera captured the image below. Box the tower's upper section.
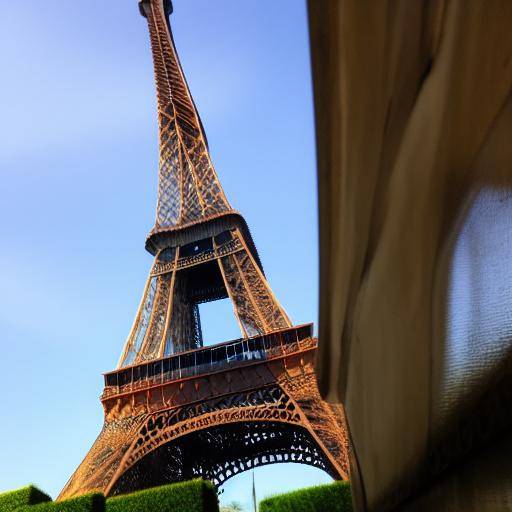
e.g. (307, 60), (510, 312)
(139, 0), (254, 257)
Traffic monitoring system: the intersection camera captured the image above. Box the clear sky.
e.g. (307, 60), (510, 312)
(0, 0), (330, 508)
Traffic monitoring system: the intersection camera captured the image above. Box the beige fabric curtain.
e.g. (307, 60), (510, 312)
(308, 1), (512, 510)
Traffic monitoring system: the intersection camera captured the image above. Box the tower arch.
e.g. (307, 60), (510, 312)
(110, 421), (338, 495)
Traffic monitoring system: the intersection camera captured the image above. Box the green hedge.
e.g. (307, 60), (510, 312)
(18, 494), (104, 512)
(0, 480), (218, 512)
(0, 486), (51, 512)
(106, 480), (218, 512)
(259, 481), (352, 512)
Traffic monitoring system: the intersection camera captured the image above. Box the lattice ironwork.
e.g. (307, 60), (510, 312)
(118, 228), (292, 365)
(111, 422), (339, 495)
(60, 364), (349, 499)
(58, 0), (349, 500)
(59, 417), (144, 500)
(136, 273), (173, 362)
(141, 0), (233, 238)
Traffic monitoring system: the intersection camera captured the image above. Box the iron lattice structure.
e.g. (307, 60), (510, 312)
(59, 0), (349, 499)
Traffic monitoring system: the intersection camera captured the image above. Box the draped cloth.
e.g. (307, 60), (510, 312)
(308, 1), (512, 510)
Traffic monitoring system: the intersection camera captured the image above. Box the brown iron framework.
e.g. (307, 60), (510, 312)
(58, 0), (349, 499)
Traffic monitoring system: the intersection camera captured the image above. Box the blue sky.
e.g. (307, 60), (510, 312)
(0, 0), (329, 508)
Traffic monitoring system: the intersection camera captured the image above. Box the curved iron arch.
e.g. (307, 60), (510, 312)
(110, 421), (338, 495)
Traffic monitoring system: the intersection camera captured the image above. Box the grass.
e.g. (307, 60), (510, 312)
(259, 481), (352, 512)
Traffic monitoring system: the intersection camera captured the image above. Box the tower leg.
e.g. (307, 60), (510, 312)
(279, 371), (350, 479)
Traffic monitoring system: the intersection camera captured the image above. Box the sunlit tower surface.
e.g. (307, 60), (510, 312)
(59, 0), (349, 499)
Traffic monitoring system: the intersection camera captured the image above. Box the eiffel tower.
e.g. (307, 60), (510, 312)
(59, 0), (348, 498)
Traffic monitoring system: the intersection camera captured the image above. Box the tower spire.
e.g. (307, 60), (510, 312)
(139, 0), (253, 258)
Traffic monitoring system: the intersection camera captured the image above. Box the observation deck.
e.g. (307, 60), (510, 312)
(102, 324), (316, 403)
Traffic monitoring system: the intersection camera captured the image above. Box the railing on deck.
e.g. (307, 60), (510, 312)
(102, 324), (315, 398)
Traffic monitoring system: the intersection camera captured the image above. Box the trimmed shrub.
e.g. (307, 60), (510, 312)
(0, 486), (51, 512)
(106, 479), (218, 512)
(18, 493), (104, 512)
(259, 481), (352, 512)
